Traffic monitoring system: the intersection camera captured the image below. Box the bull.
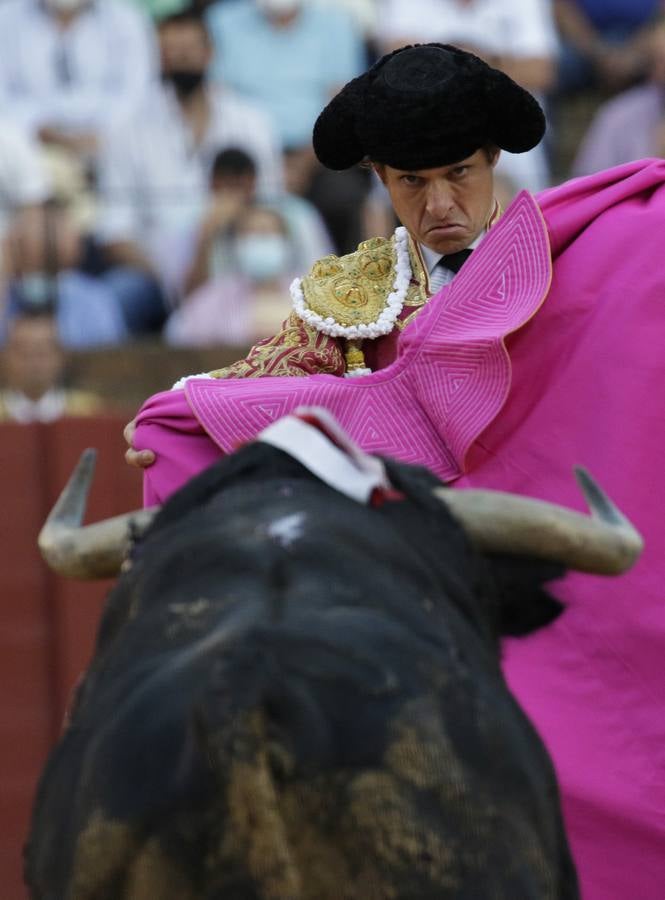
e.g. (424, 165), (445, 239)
(26, 409), (642, 900)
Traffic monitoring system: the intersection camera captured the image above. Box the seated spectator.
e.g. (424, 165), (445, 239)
(0, 0), (158, 167)
(165, 204), (297, 347)
(2, 201), (127, 349)
(184, 147), (333, 296)
(308, 0), (379, 56)
(95, 9), (283, 332)
(0, 311), (102, 423)
(554, 0), (661, 94)
(207, 0), (365, 149)
(375, 0), (558, 192)
(206, 0), (369, 253)
(0, 120), (51, 242)
(572, 14), (665, 175)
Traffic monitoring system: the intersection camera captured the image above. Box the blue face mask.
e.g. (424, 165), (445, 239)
(235, 234), (291, 282)
(17, 273), (59, 309)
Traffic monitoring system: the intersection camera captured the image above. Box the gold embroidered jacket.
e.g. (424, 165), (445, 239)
(209, 230), (431, 380)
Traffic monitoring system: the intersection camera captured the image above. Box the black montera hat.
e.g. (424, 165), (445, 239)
(313, 44), (545, 171)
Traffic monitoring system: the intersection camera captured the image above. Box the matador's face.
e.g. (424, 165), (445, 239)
(375, 149), (499, 255)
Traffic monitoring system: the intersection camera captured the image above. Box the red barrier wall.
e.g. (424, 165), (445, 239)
(0, 417), (142, 899)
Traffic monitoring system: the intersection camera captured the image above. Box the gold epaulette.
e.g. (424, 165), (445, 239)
(299, 234), (399, 330)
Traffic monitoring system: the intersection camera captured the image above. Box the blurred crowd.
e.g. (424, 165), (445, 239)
(1, 0), (664, 419)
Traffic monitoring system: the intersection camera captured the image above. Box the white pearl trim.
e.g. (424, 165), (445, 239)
(171, 228), (410, 390)
(291, 226), (411, 340)
(171, 372), (214, 391)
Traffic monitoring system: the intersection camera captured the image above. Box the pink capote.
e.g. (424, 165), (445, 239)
(135, 159), (665, 899)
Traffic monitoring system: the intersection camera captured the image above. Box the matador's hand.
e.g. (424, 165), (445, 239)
(123, 418), (155, 469)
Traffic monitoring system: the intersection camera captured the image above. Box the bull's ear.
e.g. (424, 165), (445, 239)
(486, 555), (565, 637)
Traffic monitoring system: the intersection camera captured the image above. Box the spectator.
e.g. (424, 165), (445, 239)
(376, 0), (558, 193)
(0, 120), (51, 241)
(308, 0), (379, 53)
(184, 147), (333, 295)
(205, 0), (369, 253)
(0, 311), (102, 423)
(2, 201), (127, 348)
(572, 14), (665, 175)
(165, 203), (297, 346)
(0, 0), (158, 167)
(95, 9), (283, 332)
(207, 0), (366, 149)
(378, 0), (556, 92)
(296, 145), (374, 254)
(554, 0), (661, 93)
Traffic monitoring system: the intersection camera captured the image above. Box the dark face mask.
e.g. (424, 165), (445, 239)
(162, 69), (205, 99)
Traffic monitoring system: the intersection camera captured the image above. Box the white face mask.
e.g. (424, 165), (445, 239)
(256, 0), (303, 17)
(235, 234), (291, 282)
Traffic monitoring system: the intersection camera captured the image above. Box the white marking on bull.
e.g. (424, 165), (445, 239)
(267, 512), (306, 547)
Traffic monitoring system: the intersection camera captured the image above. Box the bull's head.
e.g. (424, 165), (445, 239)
(28, 409), (645, 900)
(39, 409), (643, 581)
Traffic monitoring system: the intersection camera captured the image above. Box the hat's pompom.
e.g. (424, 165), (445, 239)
(313, 72), (368, 170)
(485, 67), (546, 154)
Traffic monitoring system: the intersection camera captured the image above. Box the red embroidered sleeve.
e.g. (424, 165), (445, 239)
(208, 312), (346, 379)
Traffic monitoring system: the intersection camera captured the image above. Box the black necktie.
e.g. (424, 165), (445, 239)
(429, 247), (473, 293)
(442, 248), (473, 274)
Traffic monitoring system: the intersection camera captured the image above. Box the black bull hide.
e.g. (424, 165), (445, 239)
(25, 444), (579, 899)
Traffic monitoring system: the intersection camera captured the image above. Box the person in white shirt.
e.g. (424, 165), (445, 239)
(376, 0), (558, 193)
(94, 9), (284, 331)
(0, 120), (51, 239)
(0, 312), (102, 423)
(0, 0), (158, 164)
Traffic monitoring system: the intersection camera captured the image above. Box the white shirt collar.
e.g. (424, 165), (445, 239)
(419, 229), (485, 276)
(2, 388), (67, 423)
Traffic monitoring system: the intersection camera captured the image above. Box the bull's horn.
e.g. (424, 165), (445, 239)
(38, 449), (158, 579)
(434, 468), (643, 575)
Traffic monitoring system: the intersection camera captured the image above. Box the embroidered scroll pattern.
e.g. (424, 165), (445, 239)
(208, 312), (345, 380)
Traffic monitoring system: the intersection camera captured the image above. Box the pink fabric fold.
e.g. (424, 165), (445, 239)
(134, 389), (222, 506)
(134, 159), (665, 899)
(469, 158), (665, 900)
(134, 191), (551, 504)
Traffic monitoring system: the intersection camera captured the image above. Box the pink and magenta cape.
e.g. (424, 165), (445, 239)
(135, 159), (665, 899)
